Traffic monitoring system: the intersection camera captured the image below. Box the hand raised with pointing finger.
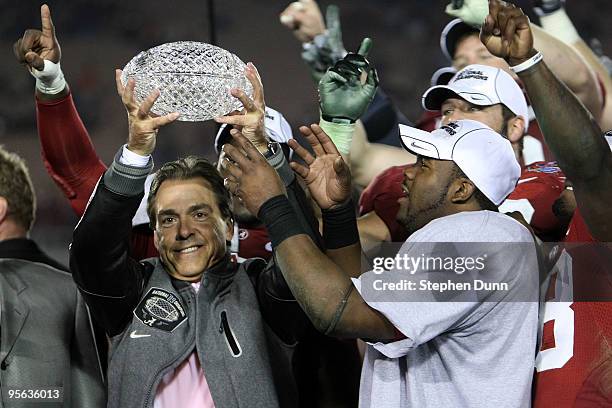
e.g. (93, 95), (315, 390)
(480, 0), (536, 65)
(115, 70), (180, 156)
(13, 4), (60, 70)
(288, 125), (351, 210)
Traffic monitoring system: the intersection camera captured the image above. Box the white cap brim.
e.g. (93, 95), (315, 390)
(399, 124), (451, 160)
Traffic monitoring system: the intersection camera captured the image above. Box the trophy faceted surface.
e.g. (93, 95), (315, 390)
(121, 41), (253, 121)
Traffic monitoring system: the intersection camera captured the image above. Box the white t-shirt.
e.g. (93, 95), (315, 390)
(354, 211), (539, 408)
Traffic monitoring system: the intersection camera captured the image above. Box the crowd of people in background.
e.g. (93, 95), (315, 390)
(1, 0), (611, 407)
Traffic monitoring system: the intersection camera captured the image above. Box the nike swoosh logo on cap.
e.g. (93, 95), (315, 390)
(130, 330), (151, 339)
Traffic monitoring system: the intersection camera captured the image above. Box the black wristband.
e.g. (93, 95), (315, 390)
(258, 195), (306, 249)
(322, 199), (359, 249)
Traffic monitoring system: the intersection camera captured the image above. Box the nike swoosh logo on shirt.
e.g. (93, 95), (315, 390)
(130, 330), (151, 339)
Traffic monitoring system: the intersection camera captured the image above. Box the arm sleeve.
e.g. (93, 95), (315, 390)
(353, 274), (480, 358)
(36, 91), (107, 216)
(69, 148), (153, 336)
(70, 289), (106, 407)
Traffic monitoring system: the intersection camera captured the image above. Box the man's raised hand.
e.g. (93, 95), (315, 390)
(480, 0), (536, 65)
(288, 125), (351, 210)
(115, 70), (179, 156)
(13, 4), (60, 70)
(319, 38), (378, 122)
(280, 0), (326, 43)
(214, 62), (269, 153)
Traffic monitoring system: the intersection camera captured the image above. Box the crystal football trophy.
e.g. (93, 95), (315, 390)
(121, 41), (254, 121)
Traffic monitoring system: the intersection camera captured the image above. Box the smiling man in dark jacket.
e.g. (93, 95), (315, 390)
(70, 62), (320, 407)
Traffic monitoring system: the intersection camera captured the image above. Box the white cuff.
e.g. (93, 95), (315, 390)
(29, 60), (66, 95)
(119, 145), (151, 167)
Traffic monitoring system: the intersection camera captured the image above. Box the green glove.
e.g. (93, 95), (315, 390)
(301, 5), (347, 84)
(318, 38), (378, 123)
(445, 0), (489, 28)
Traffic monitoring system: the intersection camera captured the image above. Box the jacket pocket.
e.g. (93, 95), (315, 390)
(220, 310), (242, 357)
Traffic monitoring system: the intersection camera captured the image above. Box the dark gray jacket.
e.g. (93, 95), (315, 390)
(105, 256), (293, 407)
(70, 145), (319, 407)
(0, 259), (105, 408)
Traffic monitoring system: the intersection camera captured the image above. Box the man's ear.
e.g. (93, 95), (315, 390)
(0, 197), (8, 224)
(449, 178), (477, 204)
(506, 116), (526, 143)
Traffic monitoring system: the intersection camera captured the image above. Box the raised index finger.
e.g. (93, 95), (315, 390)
(40, 4), (55, 38)
(357, 38), (373, 58)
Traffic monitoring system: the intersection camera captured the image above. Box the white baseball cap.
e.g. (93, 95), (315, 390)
(214, 106), (293, 155)
(399, 119), (521, 206)
(422, 64), (530, 129)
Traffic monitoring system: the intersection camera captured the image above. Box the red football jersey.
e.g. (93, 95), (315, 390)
(501, 161), (566, 241)
(533, 209), (612, 407)
(565, 208), (597, 244)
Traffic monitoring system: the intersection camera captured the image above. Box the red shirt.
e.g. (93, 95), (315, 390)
(502, 161), (566, 241)
(533, 209), (612, 407)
